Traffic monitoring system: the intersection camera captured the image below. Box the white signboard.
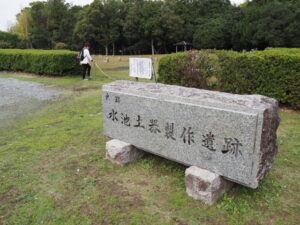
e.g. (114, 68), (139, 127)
(129, 58), (153, 79)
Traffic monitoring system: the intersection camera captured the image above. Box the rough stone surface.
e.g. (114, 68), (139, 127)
(102, 80), (280, 188)
(106, 139), (144, 166)
(185, 166), (233, 205)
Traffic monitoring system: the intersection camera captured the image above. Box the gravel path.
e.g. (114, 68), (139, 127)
(0, 78), (60, 127)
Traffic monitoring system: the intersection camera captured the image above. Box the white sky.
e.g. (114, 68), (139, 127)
(0, 0), (246, 31)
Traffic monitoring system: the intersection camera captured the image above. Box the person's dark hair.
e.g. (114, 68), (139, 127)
(85, 43), (90, 48)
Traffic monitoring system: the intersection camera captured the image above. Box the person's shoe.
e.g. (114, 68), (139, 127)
(83, 79), (88, 81)
(87, 76), (91, 80)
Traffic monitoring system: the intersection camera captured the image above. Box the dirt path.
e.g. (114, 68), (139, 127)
(0, 78), (60, 127)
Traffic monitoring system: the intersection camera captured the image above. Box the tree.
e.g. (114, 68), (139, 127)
(230, 6), (261, 50)
(252, 2), (295, 48)
(7, 0), (300, 52)
(103, 0), (124, 55)
(66, 5), (84, 50)
(140, 1), (163, 54)
(12, 0), (83, 49)
(159, 4), (184, 53)
(28, 1), (49, 48)
(123, 0), (145, 54)
(193, 16), (231, 49)
(285, 1), (300, 47)
(44, 0), (71, 48)
(75, 0), (123, 55)
(11, 8), (32, 48)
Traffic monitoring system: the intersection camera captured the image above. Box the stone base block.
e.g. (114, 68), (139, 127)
(185, 166), (233, 205)
(106, 139), (144, 166)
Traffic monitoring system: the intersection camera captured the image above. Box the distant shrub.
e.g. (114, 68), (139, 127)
(0, 49), (81, 76)
(54, 42), (68, 50)
(158, 51), (219, 89)
(158, 52), (188, 86)
(158, 48), (300, 109)
(0, 40), (12, 49)
(0, 31), (20, 48)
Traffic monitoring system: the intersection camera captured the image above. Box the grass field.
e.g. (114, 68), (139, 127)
(0, 55), (299, 225)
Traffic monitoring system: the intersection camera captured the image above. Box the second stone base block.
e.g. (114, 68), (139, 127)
(106, 139), (145, 166)
(185, 166), (233, 205)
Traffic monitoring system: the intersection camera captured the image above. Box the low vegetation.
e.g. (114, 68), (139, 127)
(0, 55), (299, 224)
(0, 32), (21, 49)
(0, 49), (81, 76)
(158, 48), (300, 109)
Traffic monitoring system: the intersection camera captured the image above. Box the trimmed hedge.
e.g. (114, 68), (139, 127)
(158, 48), (300, 109)
(158, 52), (191, 86)
(0, 49), (81, 76)
(158, 51), (220, 89)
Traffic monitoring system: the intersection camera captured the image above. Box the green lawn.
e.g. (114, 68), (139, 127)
(0, 56), (299, 225)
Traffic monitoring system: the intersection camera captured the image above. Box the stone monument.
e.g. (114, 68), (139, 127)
(102, 80), (279, 203)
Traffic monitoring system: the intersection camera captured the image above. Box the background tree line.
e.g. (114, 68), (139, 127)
(1, 0), (299, 54)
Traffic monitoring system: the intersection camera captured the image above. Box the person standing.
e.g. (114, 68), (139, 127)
(80, 44), (93, 80)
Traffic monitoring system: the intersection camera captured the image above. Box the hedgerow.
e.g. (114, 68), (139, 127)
(158, 51), (220, 89)
(158, 48), (300, 109)
(0, 49), (81, 76)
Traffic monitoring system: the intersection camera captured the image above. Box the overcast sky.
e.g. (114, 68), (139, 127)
(0, 0), (246, 31)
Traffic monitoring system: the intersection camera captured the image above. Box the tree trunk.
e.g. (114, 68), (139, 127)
(105, 45), (108, 56)
(27, 39), (33, 49)
(151, 39), (155, 55)
(112, 42), (115, 56)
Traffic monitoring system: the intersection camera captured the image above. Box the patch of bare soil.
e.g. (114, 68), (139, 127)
(106, 66), (129, 71)
(0, 78), (60, 127)
(280, 107), (299, 114)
